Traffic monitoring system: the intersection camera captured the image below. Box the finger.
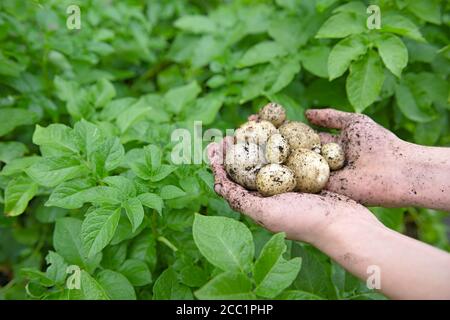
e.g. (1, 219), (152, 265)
(318, 132), (339, 144)
(305, 108), (355, 129)
(207, 142), (224, 169)
(206, 136), (234, 166)
(212, 162), (263, 217)
(248, 114), (259, 121)
(207, 139), (263, 218)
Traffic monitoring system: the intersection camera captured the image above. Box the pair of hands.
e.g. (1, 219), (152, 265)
(207, 108), (417, 245)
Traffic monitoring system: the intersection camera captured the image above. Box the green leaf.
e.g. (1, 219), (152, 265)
(254, 233), (302, 298)
(89, 137), (125, 175)
(97, 270), (136, 300)
(46, 178), (96, 209)
(332, 1), (366, 14)
(301, 45), (330, 78)
(237, 41), (286, 68)
(123, 197), (144, 232)
(20, 268), (54, 287)
(328, 34), (368, 80)
(73, 120), (104, 157)
(179, 265), (208, 287)
(0, 108), (39, 137)
(349, 292), (387, 300)
(0, 156), (40, 176)
(81, 186), (124, 206)
(370, 207), (405, 233)
(26, 156), (88, 187)
(395, 83), (435, 122)
(193, 214), (254, 273)
(268, 17), (308, 52)
(153, 268), (193, 300)
(269, 58), (301, 93)
(276, 290), (324, 300)
(119, 259), (152, 286)
(4, 176), (38, 216)
(331, 261), (363, 298)
(375, 34), (408, 78)
(407, 0), (441, 24)
(103, 176), (136, 197)
(45, 251), (68, 285)
(292, 244), (337, 299)
(144, 144), (161, 171)
(138, 193), (163, 214)
(81, 207), (121, 258)
(174, 15), (217, 34)
(0, 142), (28, 163)
(195, 272), (255, 300)
(316, 12), (365, 39)
(54, 218), (101, 272)
(101, 243), (127, 270)
(150, 165), (177, 182)
(80, 270), (109, 300)
(36, 205), (67, 223)
(160, 185), (187, 200)
(164, 81), (201, 114)
(346, 51), (385, 112)
(381, 13), (425, 42)
(93, 78), (116, 108)
(115, 102), (149, 133)
(128, 232), (157, 270)
(185, 92), (225, 125)
(0, 52), (26, 76)
(33, 124), (79, 155)
(191, 36), (224, 67)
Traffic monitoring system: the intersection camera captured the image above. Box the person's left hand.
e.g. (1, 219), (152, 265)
(207, 137), (381, 245)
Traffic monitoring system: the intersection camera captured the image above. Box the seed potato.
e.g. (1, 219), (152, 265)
(265, 133), (290, 164)
(256, 164), (296, 196)
(225, 102), (348, 195)
(286, 148), (330, 193)
(258, 103), (286, 127)
(321, 142), (345, 170)
(235, 120), (277, 145)
(279, 121), (321, 151)
(225, 142), (266, 190)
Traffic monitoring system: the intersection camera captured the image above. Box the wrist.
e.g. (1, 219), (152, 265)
(310, 204), (384, 249)
(395, 141), (450, 210)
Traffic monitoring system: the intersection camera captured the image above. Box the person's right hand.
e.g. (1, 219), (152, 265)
(305, 108), (449, 209)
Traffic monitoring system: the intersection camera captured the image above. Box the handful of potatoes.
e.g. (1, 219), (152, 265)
(225, 103), (345, 196)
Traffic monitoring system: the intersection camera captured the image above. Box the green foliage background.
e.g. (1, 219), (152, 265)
(0, 0), (449, 299)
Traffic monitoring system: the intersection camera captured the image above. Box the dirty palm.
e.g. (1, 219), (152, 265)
(0, 0), (449, 300)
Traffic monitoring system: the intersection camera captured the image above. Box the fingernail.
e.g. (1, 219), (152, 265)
(214, 183), (223, 194)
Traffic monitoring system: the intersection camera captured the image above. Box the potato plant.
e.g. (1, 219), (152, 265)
(0, 0), (449, 300)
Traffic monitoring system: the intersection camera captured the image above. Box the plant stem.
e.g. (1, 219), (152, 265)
(157, 236), (178, 252)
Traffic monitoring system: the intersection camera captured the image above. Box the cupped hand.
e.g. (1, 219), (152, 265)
(207, 137), (380, 245)
(305, 108), (412, 207)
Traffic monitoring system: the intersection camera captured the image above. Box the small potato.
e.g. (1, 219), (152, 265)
(279, 121), (321, 151)
(259, 102), (286, 127)
(225, 142), (267, 190)
(235, 120), (277, 145)
(256, 164), (296, 196)
(286, 148), (330, 193)
(265, 133), (290, 164)
(321, 142), (345, 170)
